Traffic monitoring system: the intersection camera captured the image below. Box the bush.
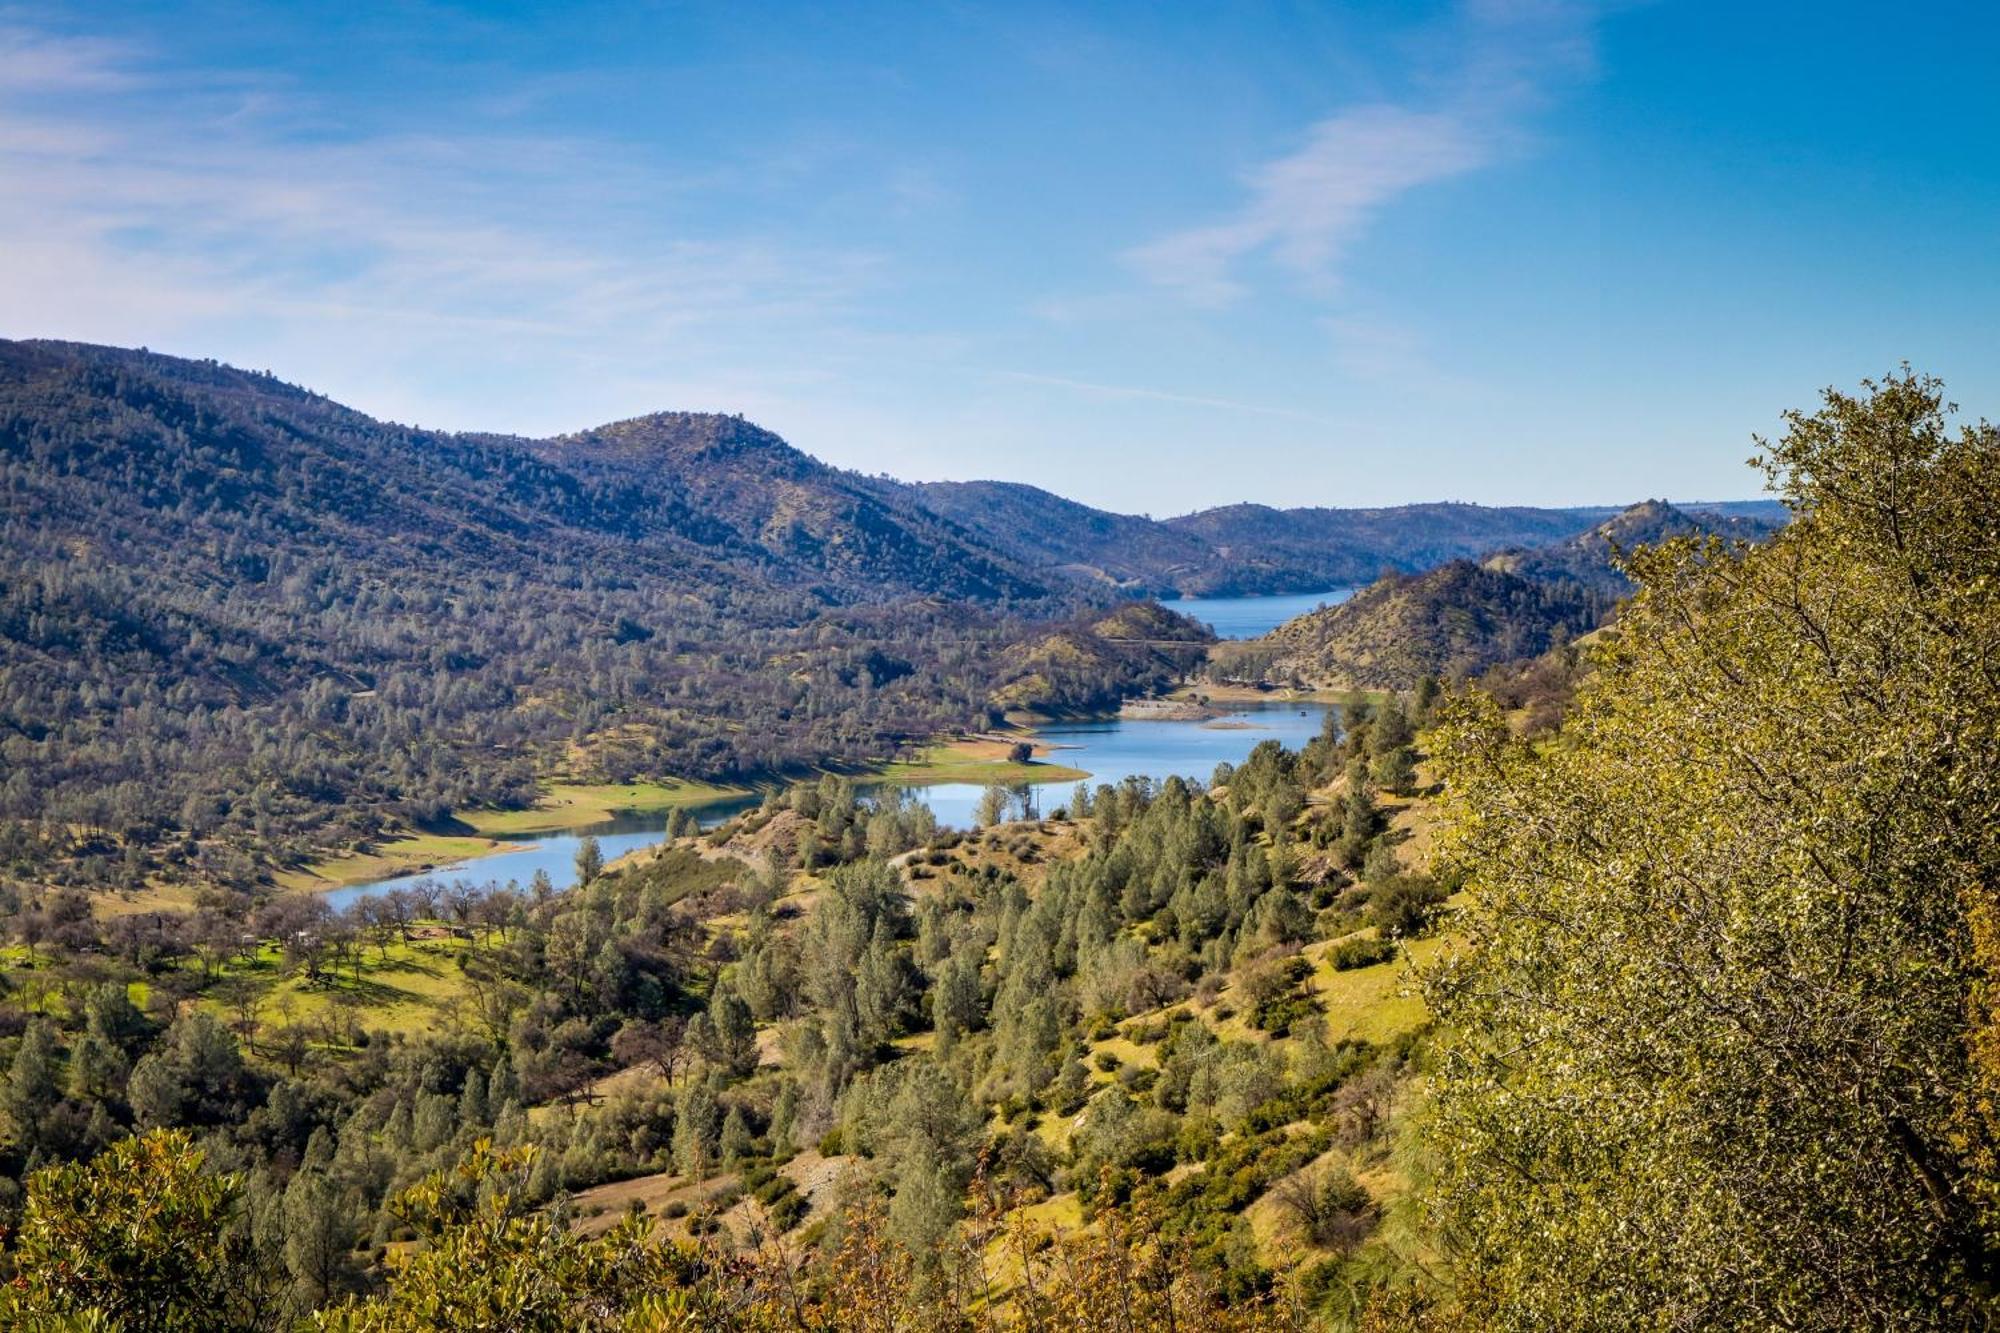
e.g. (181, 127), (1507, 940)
(767, 1191), (809, 1232)
(1331, 936), (1397, 971)
(1367, 874), (1447, 939)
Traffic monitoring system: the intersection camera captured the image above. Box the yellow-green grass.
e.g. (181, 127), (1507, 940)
(1087, 1033), (1161, 1076)
(567, 1169), (719, 1236)
(874, 737), (1089, 788)
(279, 832), (524, 892)
(89, 880), (204, 917)
(198, 934), (476, 1037)
(1307, 932), (1449, 1045)
(977, 1190), (1089, 1304)
(463, 780), (753, 836)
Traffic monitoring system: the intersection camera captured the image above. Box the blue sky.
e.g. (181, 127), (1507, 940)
(3, 2), (1996, 512)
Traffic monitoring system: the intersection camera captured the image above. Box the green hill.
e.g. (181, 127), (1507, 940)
(1249, 501), (1775, 688)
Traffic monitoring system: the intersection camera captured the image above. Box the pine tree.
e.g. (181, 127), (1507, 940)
(5, 1020), (62, 1155)
(573, 835), (603, 886)
(673, 1080), (719, 1181)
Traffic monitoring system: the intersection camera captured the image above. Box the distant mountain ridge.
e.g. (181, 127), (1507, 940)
(1481, 497), (1780, 594)
(912, 481), (1782, 598)
(537, 411), (1048, 602)
(0, 337), (1792, 885)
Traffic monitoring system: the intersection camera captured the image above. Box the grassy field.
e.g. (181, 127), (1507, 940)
(875, 736), (1090, 787)
(1308, 931), (1446, 1045)
(463, 780), (754, 835)
(196, 934), (477, 1037)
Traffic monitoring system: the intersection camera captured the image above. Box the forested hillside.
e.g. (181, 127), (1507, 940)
(1160, 501), (1603, 595)
(1238, 500), (1774, 688)
(912, 480), (1219, 593)
(0, 340), (1201, 891)
(0, 672), (1446, 1329)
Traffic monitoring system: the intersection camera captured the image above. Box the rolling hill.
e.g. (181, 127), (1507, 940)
(1245, 501), (1773, 688)
(0, 340), (1186, 888)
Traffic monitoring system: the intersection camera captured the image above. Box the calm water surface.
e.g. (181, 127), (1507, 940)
(1171, 587), (1355, 639)
(326, 700), (1334, 910)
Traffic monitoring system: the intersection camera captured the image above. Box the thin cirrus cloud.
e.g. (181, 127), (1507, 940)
(1125, 105), (1491, 307)
(1125, 1), (1597, 309)
(0, 21), (881, 434)
(0, 23), (141, 92)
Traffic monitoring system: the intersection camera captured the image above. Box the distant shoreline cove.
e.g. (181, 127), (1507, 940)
(1171, 586), (1356, 640)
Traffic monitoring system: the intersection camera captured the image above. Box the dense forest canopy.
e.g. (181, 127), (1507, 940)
(0, 340), (1208, 890)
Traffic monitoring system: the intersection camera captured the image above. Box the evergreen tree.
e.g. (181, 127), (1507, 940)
(673, 1080), (719, 1181)
(283, 1169), (359, 1313)
(4, 1019), (62, 1156)
(574, 835), (604, 886)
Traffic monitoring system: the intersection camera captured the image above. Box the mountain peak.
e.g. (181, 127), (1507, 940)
(551, 410), (806, 468)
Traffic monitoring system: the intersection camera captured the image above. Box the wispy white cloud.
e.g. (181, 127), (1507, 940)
(1125, 1), (1598, 308)
(0, 21), (883, 433)
(1127, 106), (1489, 306)
(0, 23), (143, 92)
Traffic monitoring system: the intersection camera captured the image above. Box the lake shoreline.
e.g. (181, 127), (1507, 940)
(315, 694), (1342, 908)
(293, 732), (1091, 896)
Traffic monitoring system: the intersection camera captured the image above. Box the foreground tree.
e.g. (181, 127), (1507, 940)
(1419, 372), (2000, 1328)
(313, 1143), (716, 1332)
(1, 1130), (268, 1331)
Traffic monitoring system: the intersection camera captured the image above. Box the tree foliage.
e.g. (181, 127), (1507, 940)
(1421, 371), (2000, 1328)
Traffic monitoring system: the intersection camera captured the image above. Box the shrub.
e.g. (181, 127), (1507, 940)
(767, 1191), (809, 1232)
(1331, 936), (1397, 971)
(1367, 874), (1447, 939)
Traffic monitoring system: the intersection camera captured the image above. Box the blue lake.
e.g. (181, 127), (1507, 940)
(323, 699), (1335, 910)
(1171, 587), (1355, 640)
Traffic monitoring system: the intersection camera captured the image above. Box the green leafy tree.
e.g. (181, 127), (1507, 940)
(314, 1142), (714, 1331)
(127, 1011), (255, 1129)
(704, 976), (758, 1076)
(1421, 372), (2000, 1329)
(673, 1078), (719, 1181)
(1, 1130), (266, 1332)
(975, 783), (1011, 828)
(284, 1169), (362, 1314)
